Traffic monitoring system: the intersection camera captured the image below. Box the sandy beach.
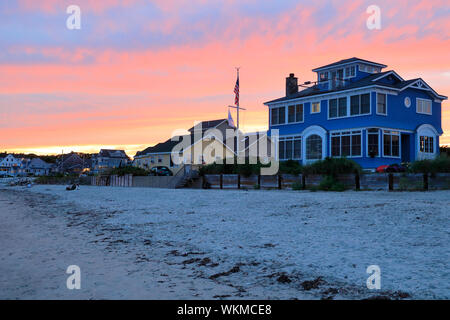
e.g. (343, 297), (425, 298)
(0, 185), (449, 299)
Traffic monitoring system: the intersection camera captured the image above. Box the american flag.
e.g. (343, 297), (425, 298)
(234, 75), (239, 106)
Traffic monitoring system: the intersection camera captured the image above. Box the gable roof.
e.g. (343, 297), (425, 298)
(98, 149), (129, 159)
(28, 158), (52, 169)
(187, 119), (230, 132)
(312, 57), (387, 72)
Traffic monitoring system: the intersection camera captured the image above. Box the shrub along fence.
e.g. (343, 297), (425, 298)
(202, 173), (450, 191)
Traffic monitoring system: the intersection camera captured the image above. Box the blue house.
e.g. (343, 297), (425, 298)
(264, 57), (447, 169)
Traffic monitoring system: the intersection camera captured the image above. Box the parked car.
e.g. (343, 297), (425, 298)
(385, 164), (407, 173)
(376, 164), (407, 173)
(376, 165), (389, 173)
(150, 166), (173, 176)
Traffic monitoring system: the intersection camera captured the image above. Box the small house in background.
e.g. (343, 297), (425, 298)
(56, 152), (89, 174)
(0, 154), (22, 176)
(26, 158), (53, 176)
(91, 149), (130, 174)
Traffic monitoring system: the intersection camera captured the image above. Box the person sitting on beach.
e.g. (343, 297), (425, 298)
(66, 184), (78, 191)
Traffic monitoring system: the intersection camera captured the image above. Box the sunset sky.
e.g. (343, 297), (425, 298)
(1, 0), (449, 157)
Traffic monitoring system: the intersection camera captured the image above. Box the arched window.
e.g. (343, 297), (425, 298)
(306, 135), (322, 160)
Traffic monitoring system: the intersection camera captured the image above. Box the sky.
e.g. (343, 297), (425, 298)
(0, 0), (449, 156)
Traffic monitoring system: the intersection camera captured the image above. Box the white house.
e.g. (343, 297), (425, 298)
(0, 154), (22, 177)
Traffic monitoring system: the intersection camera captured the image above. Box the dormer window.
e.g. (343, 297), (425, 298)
(319, 72), (328, 82)
(344, 66), (356, 78)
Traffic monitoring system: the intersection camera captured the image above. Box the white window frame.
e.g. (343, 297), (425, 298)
(287, 104), (304, 124)
(350, 93), (371, 117)
(344, 65), (356, 79)
(270, 106), (287, 126)
(376, 93), (387, 115)
(366, 128), (381, 158)
(328, 97), (348, 119)
(278, 135), (302, 160)
(319, 72), (329, 83)
(330, 130), (362, 158)
(419, 136), (434, 154)
(311, 101), (321, 114)
(416, 98), (432, 115)
(382, 130), (401, 159)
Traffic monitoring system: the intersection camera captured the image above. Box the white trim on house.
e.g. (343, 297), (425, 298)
(416, 124), (439, 160)
(302, 125), (327, 163)
(399, 79), (448, 100)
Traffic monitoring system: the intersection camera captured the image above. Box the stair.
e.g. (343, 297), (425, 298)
(175, 170), (199, 188)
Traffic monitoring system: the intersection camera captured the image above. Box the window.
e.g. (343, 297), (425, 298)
(331, 131), (362, 157)
(416, 98), (432, 115)
(367, 128), (379, 157)
(278, 136), (302, 160)
(306, 135), (322, 160)
(345, 66), (355, 78)
(328, 97), (347, 119)
(420, 136), (434, 153)
(377, 93), (387, 115)
(288, 104), (303, 123)
(271, 106), (286, 125)
(350, 93), (370, 116)
(383, 130), (400, 157)
(319, 72), (328, 82)
(311, 102), (320, 114)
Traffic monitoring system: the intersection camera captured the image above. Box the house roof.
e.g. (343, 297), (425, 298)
(312, 57), (387, 72)
(98, 149), (129, 159)
(28, 158), (52, 169)
(264, 71), (447, 105)
(187, 119), (229, 132)
(136, 133), (207, 156)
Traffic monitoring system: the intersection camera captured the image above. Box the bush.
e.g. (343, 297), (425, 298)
(109, 166), (149, 176)
(410, 156), (450, 174)
(279, 160), (302, 175)
(302, 157), (361, 177)
(199, 158), (271, 176)
(35, 175), (90, 185)
(291, 181), (303, 190)
(317, 175), (346, 192)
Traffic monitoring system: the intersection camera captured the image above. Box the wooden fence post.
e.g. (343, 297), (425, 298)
(237, 174), (241, 189)
(257, 174), (261, 188)
(423, 173), (428, 191)
(302, 174), (306, 189)
(220, 174), (223, 189)
(388, 173), (394, 191)
(355, 174), (360, 190)
(278, 175), (282, 189)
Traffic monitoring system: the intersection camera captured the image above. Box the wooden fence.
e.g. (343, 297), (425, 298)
(202, 173), (450, 191)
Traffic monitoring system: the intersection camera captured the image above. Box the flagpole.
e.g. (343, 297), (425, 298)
(236, 67), (240, 130)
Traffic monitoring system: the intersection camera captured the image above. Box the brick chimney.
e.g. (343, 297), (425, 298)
(286, 73), (298, 96)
